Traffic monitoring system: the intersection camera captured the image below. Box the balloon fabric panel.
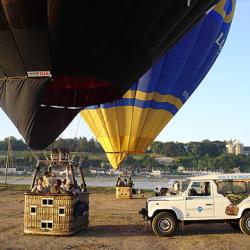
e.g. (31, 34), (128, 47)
(0, 78), (79, 148)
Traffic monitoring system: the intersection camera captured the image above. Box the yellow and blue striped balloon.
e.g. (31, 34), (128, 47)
(81, 0), (236, 169)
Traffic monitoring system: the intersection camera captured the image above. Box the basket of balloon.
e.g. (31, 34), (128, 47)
(24, 149), (89, 236)
(115, 175), (134, 199)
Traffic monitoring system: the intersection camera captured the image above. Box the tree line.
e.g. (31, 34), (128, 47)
(149, 140), (226, 158)
(0, 136), (104, 152)
(149, 140), (250, 172)
(1, 137), (250, 173)
(0, 137), (104, 172)
(0, 137), (226, 157)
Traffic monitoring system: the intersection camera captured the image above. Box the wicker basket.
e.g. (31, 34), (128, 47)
(116, 186), (132, 199)
(24, 192), (89, 235)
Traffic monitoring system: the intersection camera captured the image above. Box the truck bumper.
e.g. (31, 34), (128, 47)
(139, 208), (148, 219)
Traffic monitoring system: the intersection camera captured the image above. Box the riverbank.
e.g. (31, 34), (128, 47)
(0, 188), (250, 250)
(0, 175), (180, 190)
(0, 183), (153, 194)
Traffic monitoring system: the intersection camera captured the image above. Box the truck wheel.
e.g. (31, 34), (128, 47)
(240, 211), (250, 235)
(152, 212), (177, 237)
(229, 222), (240, 230)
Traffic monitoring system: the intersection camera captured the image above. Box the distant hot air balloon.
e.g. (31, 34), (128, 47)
(0, 0), (217, 150)
(81, 0), (236, 169)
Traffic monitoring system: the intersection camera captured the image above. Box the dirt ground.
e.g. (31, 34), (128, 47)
(0, 190), (250, 250)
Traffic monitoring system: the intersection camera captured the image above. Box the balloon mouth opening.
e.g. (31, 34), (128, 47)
(40, 76), (123, 108)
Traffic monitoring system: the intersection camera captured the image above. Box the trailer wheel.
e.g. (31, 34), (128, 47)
(240, 211), (250, 235)
(152, 212), (177, 237)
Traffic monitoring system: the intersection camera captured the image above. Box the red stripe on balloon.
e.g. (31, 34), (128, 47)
(42, 76), (122, 107)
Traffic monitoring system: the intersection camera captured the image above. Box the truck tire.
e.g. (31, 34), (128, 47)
(240, 211), (250, 235)
(152, 212), (177, 237)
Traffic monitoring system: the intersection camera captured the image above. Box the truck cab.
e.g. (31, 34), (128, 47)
(139, 174), (250, 236)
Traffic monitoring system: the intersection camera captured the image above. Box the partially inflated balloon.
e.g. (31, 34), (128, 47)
(0, 0), (217, 149)
(82, 0), (236, 169)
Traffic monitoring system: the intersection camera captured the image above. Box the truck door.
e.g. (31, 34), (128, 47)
(185, 181), (214, 218)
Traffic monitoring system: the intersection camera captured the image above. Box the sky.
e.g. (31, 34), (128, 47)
(0, 0), (250, 145)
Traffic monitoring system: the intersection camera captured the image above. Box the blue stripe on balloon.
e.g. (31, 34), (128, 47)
(85, 98), (179, 115)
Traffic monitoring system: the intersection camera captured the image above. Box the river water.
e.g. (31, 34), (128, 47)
(0, 176), (186, 190)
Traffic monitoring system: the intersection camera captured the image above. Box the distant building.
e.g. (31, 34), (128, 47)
(155, 157), (174, 166)
(226, 140), (250, 155)
(177, 166), (185, 172)
(182, 169), (223, 175)
(89, 169), (97, 174)
(226, 140), (244, 155)
(243, 147), (250, 156)
(107, 169), (123, 176)
(0, 167), (17, 174)
(149, 168), (171, 177)
(232, 167), (241, 173)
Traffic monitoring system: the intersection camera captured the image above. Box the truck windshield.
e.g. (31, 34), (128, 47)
(181, 179), (190, 191)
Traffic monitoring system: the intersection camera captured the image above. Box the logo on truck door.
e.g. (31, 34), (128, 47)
(187, 207), (213, 212)
(197, 206), (203, 212)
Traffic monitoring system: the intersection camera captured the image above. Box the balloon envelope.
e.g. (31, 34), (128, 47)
(0, 0), (217, 149)
(81, 0), (236, 169)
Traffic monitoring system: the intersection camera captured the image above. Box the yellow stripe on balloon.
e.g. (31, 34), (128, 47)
(122, 90), (183, 109)
(213, 0), (235, 24)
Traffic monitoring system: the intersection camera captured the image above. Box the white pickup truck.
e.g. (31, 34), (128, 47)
(139, 174), (250, 236)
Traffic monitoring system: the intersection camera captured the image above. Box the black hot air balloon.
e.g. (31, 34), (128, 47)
(0, 0), (217, 149)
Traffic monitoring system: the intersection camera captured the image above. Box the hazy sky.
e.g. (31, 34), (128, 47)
(1, 0), (249, 145)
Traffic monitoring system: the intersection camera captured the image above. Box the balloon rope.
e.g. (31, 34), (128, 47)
(72, 115), (83, 152)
